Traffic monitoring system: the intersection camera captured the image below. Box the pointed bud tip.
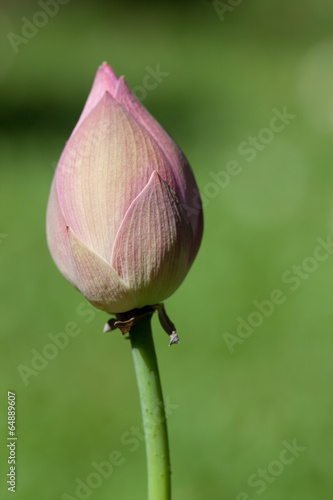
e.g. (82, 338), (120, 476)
(99, 61), (115, 75)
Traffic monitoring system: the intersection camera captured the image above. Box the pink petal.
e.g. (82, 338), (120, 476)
(67, 227), (135, 313)
(46, 178), (73, 284)
(72, 62), (119, 136)
(56, 92), (177, 262)
(111, 171), (193, 308)
(114, 77), (203, 259)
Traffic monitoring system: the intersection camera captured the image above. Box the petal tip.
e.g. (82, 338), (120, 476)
(98, 62), (118, 80)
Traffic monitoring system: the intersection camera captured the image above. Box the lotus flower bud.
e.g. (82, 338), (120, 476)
(46, 63), (203, 314)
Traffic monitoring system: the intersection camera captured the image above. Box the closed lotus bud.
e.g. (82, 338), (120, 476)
(46, 63), (203, 314)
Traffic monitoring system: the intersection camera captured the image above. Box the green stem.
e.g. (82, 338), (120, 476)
(130, 314), (171, 500)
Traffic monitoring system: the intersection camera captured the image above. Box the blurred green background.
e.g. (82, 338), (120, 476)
(1, 0), (333, 499)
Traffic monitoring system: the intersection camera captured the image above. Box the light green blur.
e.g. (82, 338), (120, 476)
(1, 1), (332, 499)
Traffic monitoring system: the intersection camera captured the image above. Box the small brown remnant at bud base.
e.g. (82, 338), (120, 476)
(104, 303), (180, 346)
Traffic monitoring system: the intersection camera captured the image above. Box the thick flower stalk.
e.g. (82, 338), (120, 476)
(46, 63), (203, 314)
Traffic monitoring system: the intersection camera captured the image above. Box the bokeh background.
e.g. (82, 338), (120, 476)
(1, 0), (333, 499)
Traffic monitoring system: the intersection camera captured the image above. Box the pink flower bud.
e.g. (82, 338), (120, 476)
(46, 63), (203, 313)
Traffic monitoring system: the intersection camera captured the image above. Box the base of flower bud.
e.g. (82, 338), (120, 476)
(103, 303), (180, 346)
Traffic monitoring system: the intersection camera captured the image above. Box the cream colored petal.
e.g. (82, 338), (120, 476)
(114, 76), (203, 260)
(71, 62), (119, 136)
(111, 171), (193, 308)
(46, 178), (73, 284)
(67, 227), (136, 313)
(56, 92), (177, 262)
